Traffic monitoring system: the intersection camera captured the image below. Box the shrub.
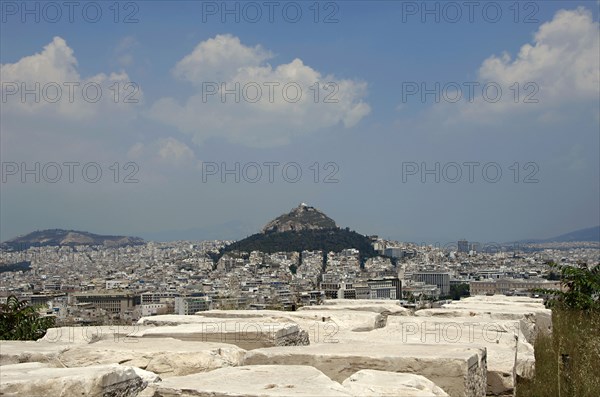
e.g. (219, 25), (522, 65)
(0, 295), (55, 340)
(537, 262), (599, 311)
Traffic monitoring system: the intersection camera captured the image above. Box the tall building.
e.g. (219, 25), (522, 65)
(469, 242), (481, 252)
(412, 272), (450, 296)
(457, 240), (469, 253)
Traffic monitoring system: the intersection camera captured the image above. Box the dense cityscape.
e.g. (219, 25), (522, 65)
(0, 206), (598, 396)
(1, 204), (595, 326)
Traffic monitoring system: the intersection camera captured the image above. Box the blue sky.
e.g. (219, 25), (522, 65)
(1, 1), (599, 244)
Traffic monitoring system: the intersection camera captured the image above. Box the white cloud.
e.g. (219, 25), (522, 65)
(0, 36), (147, 173)
(128, 138), (197, 167)
(114, 36), (138, 67)
(479, 7), (599, 103)
(157, 137), (196, 165)
(173, 34), (272, 84)
(1, 37), (78, 82)
(419, 7), (599, 126)
(1, 36), (142, 120)
(127, 142), (146, 159)
(149, 34), (370, 148)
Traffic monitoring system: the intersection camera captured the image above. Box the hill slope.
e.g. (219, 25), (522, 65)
(515, 226), (600, 244)
(545, 225), (599, 243)
(262, 203), (336, 233)
(222, 228), (376, 257)
(220, 203), (376, 259)
(1, 229), (145, 251)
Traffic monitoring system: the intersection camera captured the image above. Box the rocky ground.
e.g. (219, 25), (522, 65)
(0, 296), (550, 396)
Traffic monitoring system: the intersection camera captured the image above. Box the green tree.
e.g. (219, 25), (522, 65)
(0, 295), (55, 340)
(537, 262), (600, 311)
(449, 283), (470, 300)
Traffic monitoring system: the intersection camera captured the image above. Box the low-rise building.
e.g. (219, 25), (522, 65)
(72, 292), (135, 314)
(412, 272), (450, 296)
(174, 296), (212, 314)
(470, 278), (561, 295)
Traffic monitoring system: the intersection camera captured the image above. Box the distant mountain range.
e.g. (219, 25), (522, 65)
(1, 229), (145, 251)
(515, 226), (600, 244)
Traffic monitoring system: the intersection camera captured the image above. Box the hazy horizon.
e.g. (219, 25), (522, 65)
(3, 212), (599, 246)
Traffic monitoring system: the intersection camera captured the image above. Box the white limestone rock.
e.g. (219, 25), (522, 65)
(0, 325), (151, 366)
(195, 309), (386, 332)
(416, 307), (548, 343)
(373, 315), (534, 395)
(244, 341), (487, 397)
(440, 301), (552, 340)
(461, 295), (545, 306)
(283, 310), (385, 332)
(131, 367), (162, 384)
(144, 365), (353, 396)
(0, 362), (146, 397)
(0, 340), (71, 366)
(137, 315), (309, 349)
(40, 325), (151, 344)
(300, 299), (410, 316)
(56, 337), (246, 377)
(342, 369), (449, 396)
